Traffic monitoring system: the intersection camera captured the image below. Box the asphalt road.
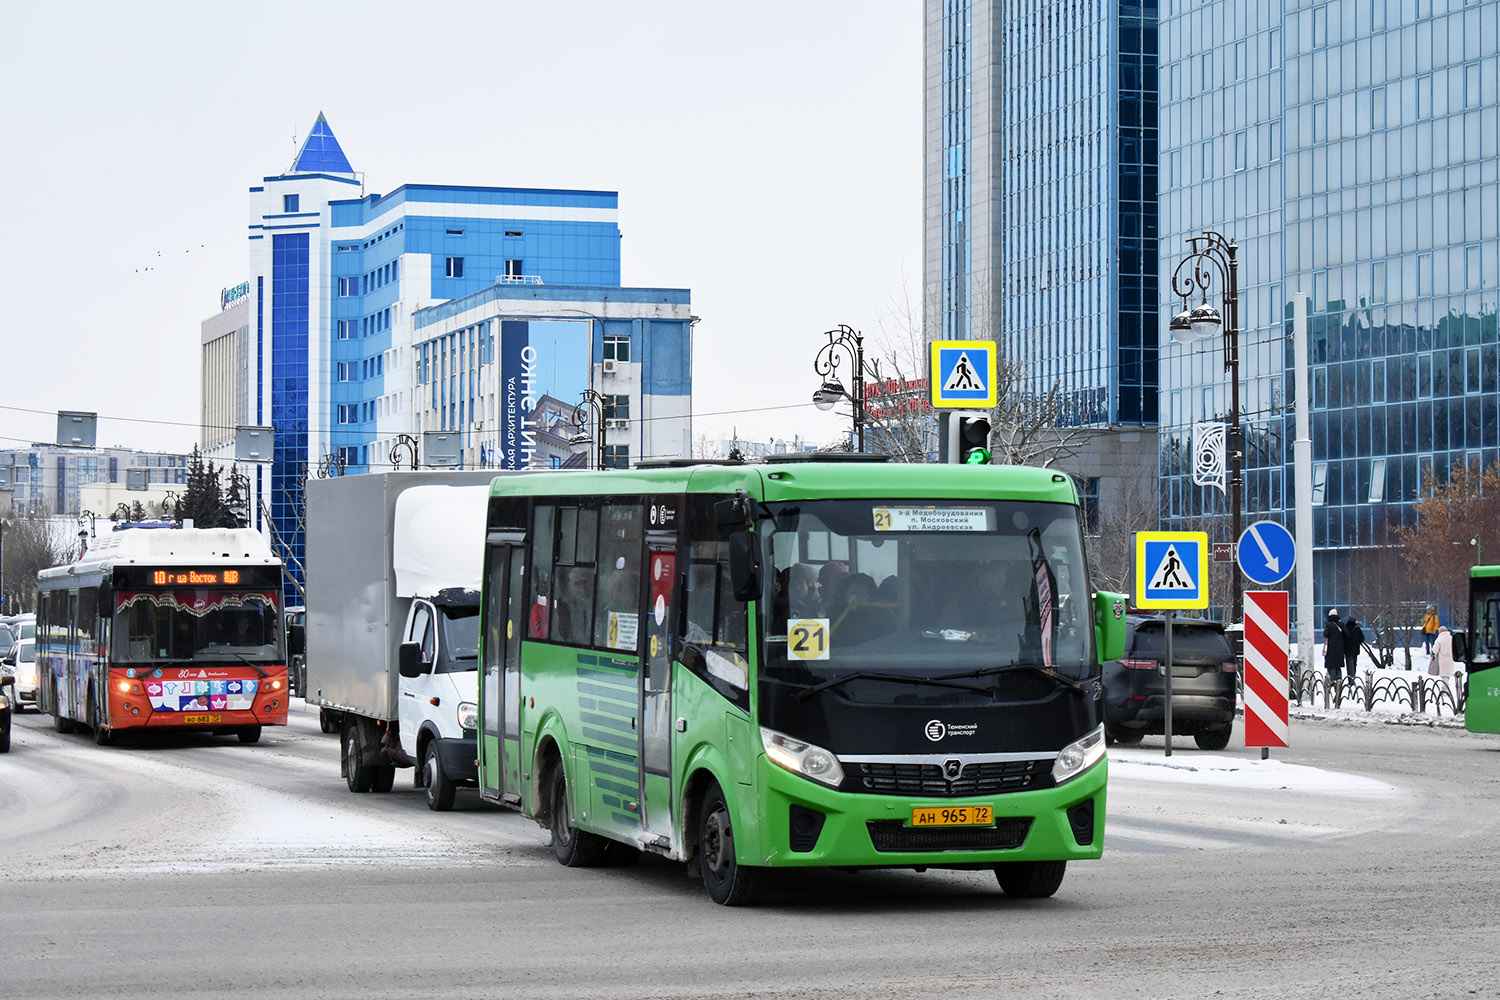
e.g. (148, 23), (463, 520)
(2, 705), (1498, 1000)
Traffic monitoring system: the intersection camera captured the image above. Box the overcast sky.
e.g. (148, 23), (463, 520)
(0, 1), (921, 456)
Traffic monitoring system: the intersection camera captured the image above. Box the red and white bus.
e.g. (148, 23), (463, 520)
(35, 525), (289, 745)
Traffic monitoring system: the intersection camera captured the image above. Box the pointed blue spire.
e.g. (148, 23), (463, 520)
(291, 112), (354, 174)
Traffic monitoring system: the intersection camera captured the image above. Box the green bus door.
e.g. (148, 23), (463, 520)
(640, 538), (676, 841)
(481, 538), (526, 804)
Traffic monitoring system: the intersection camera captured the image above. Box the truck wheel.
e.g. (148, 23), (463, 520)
(343, 724), (373, 792)
(319, 709), (336, 734)
(237, 726), (262, 745)
(995, 860), (1067, 898)
(699, 781), (758, 905)
(423, 741), (456, 811)
(547, 761), (608, 866)
(0, 721), (10, 753)
(371, 765), (396, 793)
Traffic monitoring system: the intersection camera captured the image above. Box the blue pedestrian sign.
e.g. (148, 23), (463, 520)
(1135, 531), (1209, 610)
(929, 340), (998, 408)
(1237, 520), (1296, 586)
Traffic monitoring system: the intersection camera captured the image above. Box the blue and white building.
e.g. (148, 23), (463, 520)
(411, 284), (693, 471)
(228, 112), (691, 598)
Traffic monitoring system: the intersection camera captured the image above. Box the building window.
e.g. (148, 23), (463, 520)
(446, 228), (464, 236)
(1311, 462), (1327, 506)
(337, 320), (355, 340)
(604, 445), (630, 469)
(505, 258), (523, 277)
(603, 334), (631, 363)
(446, 256), (465, 278)
(338, 404), (356, 424)
(1077, 477), (1100, 536)
(337, 277), (357, 297)
(505, 229), (523, 237)
(604, 394), (630, 420)
(337, 362), (355, 382)
(283, 194), (299, 213)
(1369, 459), (1386, 503)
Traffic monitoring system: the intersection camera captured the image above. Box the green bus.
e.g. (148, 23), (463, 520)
(1464, 566), (1500, 733)
(474, 458), (1127, 904)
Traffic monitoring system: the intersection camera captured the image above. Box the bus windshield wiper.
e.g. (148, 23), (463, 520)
(226, 651), (268, 678)
(794, 671), (996, 702)
(934, 663), (1086, 696)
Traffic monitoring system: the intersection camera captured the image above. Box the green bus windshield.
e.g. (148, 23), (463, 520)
(759, 498), (1096, 695)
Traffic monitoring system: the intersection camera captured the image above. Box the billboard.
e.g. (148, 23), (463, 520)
(496, 319), (591, 470)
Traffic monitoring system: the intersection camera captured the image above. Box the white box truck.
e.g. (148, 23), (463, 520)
(305, 471), (495, 809)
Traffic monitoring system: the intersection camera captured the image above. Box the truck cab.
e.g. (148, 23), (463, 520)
(396, 588), (481, 809)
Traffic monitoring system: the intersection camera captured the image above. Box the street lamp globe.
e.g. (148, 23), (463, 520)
(1189, 302), (1223, 340)
(1169, 308), (1198, 346)
(812, 379), (846, 411)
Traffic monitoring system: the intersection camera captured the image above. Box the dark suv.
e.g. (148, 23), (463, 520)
(1103, 615), (1237, 750)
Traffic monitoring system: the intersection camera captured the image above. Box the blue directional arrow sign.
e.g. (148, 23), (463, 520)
(1237, 520), (1296, 586)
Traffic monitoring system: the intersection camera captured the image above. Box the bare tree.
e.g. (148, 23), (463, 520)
(1, 504), (80, 614)
(1354, 545), (1422, 670)
(1395, 460), (1500, 622)
(1087, 473), (1164, 598)
(691, 434), (725, 461)
(863, 278), (1091, 467)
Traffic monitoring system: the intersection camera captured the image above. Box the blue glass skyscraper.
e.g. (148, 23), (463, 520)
(925, 0), (1159, 427)
(1158, 0), (1500, 618)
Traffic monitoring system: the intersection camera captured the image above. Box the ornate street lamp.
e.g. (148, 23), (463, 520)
(810, 324), (880, 452)
(1170, 230), (1243, 630)
(573, 389), (608, 470)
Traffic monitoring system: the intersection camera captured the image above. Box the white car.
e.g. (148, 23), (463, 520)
(2, 637), (37, 710)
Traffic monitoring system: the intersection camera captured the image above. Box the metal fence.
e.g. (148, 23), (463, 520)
(1285, 659), (1467, 718)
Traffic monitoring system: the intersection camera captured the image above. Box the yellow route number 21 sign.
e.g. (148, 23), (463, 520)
(788, 619), (830, 660)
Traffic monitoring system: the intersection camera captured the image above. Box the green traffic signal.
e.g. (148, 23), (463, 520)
(964, 448), (991, 465)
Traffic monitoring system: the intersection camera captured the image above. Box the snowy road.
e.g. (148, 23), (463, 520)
(2, 706), (1498, 999)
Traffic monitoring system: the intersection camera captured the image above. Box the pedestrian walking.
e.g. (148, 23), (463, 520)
(1429, 625), (1455, 677)
(1323, 609), (1346, 686)
(1343, 615), (1365, 683)
(1420, 604), (1440, 654)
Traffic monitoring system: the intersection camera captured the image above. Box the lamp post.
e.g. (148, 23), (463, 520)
(810, 324), (878, 453)
(1170, 230), (1243, 631)
(573, 389), (608, 470)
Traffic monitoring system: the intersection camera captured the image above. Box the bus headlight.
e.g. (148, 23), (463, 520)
(760, 727), (844, 788)
(1052, 725), (1106, 785)
(457, 702), (479, 731)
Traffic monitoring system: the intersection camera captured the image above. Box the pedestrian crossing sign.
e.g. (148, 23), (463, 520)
(930, 340), (998, 408)
(1134, 531), (1209, 609)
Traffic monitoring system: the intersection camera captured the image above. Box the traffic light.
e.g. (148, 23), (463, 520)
(939, 411), (992, 464)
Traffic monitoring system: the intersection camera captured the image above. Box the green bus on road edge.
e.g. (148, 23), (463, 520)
(475, 459), (1127, 904)
(1465, 565), (1500, 734)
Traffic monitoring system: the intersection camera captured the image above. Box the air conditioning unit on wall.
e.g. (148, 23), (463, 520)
(605, 418), (628, 430)
(602, 359), (618, 375)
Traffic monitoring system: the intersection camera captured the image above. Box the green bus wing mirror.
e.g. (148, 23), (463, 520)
(728, 531), (760, 602)
(1094, 591), (1127, 662)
